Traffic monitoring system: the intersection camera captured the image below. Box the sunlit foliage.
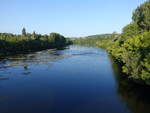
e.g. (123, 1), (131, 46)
(96, 0), (150, 85)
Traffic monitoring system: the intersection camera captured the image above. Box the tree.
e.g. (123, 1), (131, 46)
(49, 33), (66, 47)
(122, 23), (140, 38)
(32, 31), (36, 39)
(132, 0), (150, 31)
(22, 27), (26, 36)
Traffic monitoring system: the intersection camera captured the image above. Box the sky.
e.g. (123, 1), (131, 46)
(0, 0), (147, 37)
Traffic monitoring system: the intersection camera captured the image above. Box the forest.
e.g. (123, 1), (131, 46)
(0, 28), (71, 57)
(73, 0), (150, 85)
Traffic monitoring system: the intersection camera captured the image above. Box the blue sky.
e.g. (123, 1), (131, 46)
(0, 0), (147, 37)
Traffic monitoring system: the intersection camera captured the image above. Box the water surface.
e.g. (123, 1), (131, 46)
(0, 45), (150, 113)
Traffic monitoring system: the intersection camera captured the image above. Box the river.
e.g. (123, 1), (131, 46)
(0, 45), (150, 113)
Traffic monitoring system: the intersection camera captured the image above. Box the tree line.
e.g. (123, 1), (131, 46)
(96, 0), (150, 85)
(0, 28), (71, 57)
(71, 34), (118, 46)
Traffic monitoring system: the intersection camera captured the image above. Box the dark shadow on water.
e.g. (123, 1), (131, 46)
(110, 56), (150, 113)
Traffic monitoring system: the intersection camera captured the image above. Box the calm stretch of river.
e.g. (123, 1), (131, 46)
(0, 45), (150, 113)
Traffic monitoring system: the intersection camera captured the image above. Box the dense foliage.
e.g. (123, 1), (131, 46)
(132, 0), (150, 31)
(71, 34), (116, 46)
(0, 29), (68, 57)
(97, 0), (150, 85)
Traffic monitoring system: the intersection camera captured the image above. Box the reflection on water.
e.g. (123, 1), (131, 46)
(111, 57), (150, 113)
(2, 49), (70, 68)
(0, 48), (70, 80)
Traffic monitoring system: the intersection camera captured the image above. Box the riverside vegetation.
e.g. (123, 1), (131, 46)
(73, 0), (150, 85)
(0, 0), (150, 85)
(0, 28), (71, 57)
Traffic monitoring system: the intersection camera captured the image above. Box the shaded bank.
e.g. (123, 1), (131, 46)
(111, 57), (150, 113)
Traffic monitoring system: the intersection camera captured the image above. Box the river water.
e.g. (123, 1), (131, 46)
(0, 45), (150, 113)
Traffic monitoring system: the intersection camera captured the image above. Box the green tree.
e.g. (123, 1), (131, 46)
(122, 23), (140, 38)
(49, 33), (66, 47)
(132, 0), (150, 31)
(22, 27), (26, 36)
(32, 31), (36, 39)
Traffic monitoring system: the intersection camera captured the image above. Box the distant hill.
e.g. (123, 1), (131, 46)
(71, 33), (120, 46)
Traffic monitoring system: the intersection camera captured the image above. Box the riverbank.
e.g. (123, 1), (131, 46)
(0, 31), (71, 58)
